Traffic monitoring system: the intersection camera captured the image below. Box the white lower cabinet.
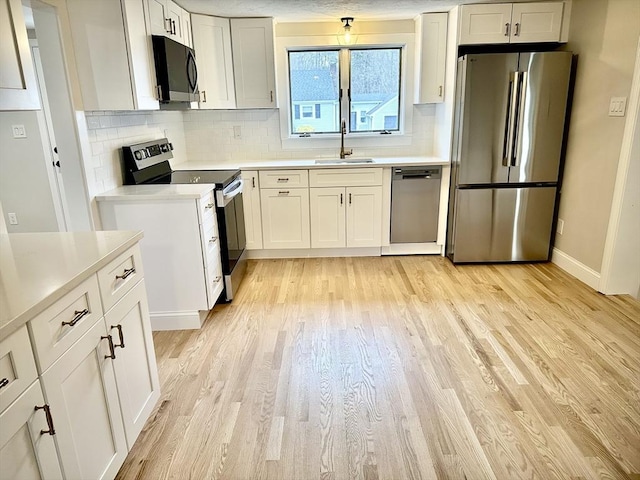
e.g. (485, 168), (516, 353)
(0, 380), (63, 480)
(310, 186), (382, 248)
(241, 170), (263, 249)
(261, 188), (310, 249)
(105, 280), (160, 450)
(41, 319), (128, 480)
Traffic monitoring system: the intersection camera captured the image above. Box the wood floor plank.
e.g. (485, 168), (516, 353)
(117, 256), (640, 480)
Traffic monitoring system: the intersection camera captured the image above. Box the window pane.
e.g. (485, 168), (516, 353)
(289, 50), (340, 134)
(349, 48), (401, 132)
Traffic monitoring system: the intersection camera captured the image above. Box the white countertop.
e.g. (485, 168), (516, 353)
(96, 183), (216, 202)
(0, 230), (143, 341)
(172, 155), (448, 170)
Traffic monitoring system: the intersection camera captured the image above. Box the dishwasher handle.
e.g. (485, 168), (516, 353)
(393, 167), (441, 180)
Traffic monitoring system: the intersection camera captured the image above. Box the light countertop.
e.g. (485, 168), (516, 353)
(96, 183), (216, 202)
(172, 156), (448, 170)
(0, 230), (143, 341)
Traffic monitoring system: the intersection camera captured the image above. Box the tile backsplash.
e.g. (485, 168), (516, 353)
(84, 105), (435, 197)
(84, 110), (186, 197)
(182, 105), (435, 165)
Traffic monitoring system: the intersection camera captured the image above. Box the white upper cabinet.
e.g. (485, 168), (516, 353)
(192, 15), (236, 109)
(230, 17), (277, 109)
(66, 0), (159, 110)
(415, 12), (448, 104)
(459, 2), (564, 45)
(148, 0), (192, 47)
(0, 0), (40, 110)
(510, 3), (564, 43)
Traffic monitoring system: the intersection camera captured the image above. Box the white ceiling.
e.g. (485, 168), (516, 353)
(178, 0), (532, 22)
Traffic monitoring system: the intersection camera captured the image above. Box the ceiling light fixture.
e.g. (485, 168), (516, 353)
(338, 17), (357, 45)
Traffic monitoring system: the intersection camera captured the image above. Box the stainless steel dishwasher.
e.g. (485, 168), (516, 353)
(390, 166), (441, 243)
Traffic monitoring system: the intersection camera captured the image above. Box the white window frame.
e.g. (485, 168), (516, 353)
(276, 32), (415, 149)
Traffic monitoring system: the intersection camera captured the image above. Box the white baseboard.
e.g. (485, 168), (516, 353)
(150, 310), (208, 331)
(551, 248), (601, 290)
(246, 247), (381, 259)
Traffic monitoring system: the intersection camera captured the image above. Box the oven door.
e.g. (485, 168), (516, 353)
(216, 177), (247, 300)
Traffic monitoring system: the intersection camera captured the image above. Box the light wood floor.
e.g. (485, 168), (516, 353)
(117, 257), (640, 480)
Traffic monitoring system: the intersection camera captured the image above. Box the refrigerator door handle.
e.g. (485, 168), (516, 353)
(512, 71), (528, 167)
(502, 71), (520, 167)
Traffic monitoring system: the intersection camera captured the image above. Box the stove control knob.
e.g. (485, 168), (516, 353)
(134, 150), (145, 160)
(160, 143), (169, 153)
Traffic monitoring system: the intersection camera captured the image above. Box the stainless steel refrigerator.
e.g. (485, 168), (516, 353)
(446, 51), (573, 263)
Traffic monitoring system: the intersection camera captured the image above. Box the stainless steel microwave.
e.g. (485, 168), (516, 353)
(151, 35), (199, 103)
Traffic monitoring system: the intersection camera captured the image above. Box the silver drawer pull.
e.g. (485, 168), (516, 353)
(115, 267), (135, 281)
(209, 236), (218, 244)
(277, 178), (289, 182)
(213, 276), (222, 283)
(205, 203), (214, 209)
(278, 191), (290, 195)
(102, 335), (116, 360)
(0, 378), (9, 389)
(62, 309), (89, 327)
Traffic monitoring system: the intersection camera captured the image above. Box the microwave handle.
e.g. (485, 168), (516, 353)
(186, 50), (198, 93)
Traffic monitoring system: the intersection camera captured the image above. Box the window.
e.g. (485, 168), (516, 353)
(288, 47), (402, 136)
(288, 50), (340, 134)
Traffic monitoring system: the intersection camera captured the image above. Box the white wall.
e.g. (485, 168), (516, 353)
(555, 0), (640, 272)
(0, 110), (60, 232)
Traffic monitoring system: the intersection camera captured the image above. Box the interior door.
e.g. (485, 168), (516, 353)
(457, 53), (519, 185)
(510, 52), (572, 184)
(451, 186), (556, 262)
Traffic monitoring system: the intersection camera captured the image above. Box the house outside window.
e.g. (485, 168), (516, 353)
(288, 47), (401, 135)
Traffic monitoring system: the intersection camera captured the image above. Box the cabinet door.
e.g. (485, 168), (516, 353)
(459, 4), (512, 45)
(0, 0), (40, 109)
(346, 186), (382, 248)
(0, 380), (63, 480)
(192, 15), (236, 109)
(106, 280), (160, 450)
(241, 171), (263, 249)
(260, 188), (310, 249)
(230, 18), (276, 109)
(41, 319), (128, 480)
(510, 2), (563, 43)
(182, 10), (192, 48)
(310, 187), (346, 248)
(167, 1), (183, 43)
(415, 13), (448, 104)
(146, 0), (170, 36)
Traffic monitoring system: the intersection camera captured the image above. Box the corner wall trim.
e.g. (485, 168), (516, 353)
(551, 248), (601, 290)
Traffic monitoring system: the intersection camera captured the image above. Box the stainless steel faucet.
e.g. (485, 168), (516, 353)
(340, 119), (353, 159)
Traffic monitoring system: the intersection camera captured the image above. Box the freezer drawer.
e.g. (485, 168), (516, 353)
(448, 186), (556, 262)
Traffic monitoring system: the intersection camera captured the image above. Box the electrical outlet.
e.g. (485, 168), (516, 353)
(233, 125), (242, 139)
(557, 218), (564, 235)
(609, 97), (627, 117)
(12, 125), (27, 138)
(8, 213), (18, 225)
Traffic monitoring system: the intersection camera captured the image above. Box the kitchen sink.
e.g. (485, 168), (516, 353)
(314, 158), (374, 165)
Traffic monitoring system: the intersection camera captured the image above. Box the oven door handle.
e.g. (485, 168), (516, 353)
(217, 178), (243, 207)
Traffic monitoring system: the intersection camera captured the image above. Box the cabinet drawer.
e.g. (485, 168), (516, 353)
(0, 325), (38, 413)
(97, 245), (144, 312)
(202, 220), (221, 266)
(205, 259), (223, 309)
(198, 190), (216, 224)
(259, 170), (308, 188)
(309, 168), (383, 187)
(29, 275), (102, 373)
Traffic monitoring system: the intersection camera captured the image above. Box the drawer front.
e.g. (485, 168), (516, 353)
(201, 220), (221, 266)
(309, 168), (383, 187)
(205, 258), (223, 309)
(259, 170), (309, 188)
(97, 245), (144, 312)
(198, 190), (216, 225)
(0, 325), (38, 413)
(29, 275), (102, 373)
